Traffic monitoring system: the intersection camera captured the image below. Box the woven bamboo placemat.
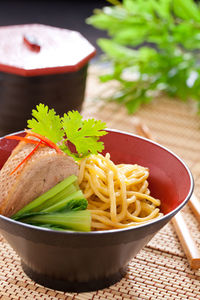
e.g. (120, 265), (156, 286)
(0, 64), (200, 299)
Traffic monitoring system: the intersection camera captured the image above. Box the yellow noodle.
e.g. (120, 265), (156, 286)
(127, 208), (160, 222)
(86, 165), (106, 181)
(139, 180), (149, 193)
(115, 171), (127, 222)
(127, 195), (136, 204)
(78, 153), (162, 231)
(129, 199), (142, 217)
(125, 172), (149, 185)
(83, 188), (94, 199)
(78, 157), (87, 185)
(108, 170), (117, 222)
(91, 222), (111, 230)
(85, 172), (109, 203)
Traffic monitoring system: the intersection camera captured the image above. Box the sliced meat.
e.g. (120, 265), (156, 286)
(0, 141), (79, 217)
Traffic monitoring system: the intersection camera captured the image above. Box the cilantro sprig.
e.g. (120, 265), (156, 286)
(61, 111), (107, 159)
(27, 104), (63, 144)
(27, 104), (107, 160)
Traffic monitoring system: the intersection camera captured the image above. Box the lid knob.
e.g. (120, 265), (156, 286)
(23, 34), (41, 52)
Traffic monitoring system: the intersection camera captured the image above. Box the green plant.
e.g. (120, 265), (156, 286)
(87, 0), (200, 113)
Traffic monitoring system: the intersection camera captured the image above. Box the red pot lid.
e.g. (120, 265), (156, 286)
(0, 24), (96, 76)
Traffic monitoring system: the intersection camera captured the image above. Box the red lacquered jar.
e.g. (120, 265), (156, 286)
(0, 24), (96, 135)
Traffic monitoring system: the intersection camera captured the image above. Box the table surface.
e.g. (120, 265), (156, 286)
(0, 64), (200, 299)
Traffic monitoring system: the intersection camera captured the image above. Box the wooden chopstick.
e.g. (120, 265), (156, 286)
(134, 118), (200, 269)
(172, 212), (200, 269)
(188, 194), (200, 223)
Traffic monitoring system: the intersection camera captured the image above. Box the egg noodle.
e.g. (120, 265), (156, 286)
(78, 153), (162, 231)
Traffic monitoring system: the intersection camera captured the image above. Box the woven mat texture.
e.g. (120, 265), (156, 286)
(0, 65), (200, 299)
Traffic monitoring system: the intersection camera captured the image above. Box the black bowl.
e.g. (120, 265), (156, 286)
(0, 129), (194, 292)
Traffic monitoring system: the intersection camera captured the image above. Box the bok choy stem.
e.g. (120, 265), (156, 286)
(41, 190), (85, 213)
(21, 210), (91, 232)
(12, 175), (77, 219)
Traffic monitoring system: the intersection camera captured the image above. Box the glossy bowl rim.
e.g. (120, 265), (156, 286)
(0, 128), (194, 236)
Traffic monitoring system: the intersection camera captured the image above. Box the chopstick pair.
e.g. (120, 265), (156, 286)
(134, 118), (200, 269)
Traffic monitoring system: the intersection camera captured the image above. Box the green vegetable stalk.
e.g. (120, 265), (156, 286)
(12, 175), (91, 232)
(21, 210), (91, 232)
(87, 0), (200, 114)
(12, 175), (78, 219)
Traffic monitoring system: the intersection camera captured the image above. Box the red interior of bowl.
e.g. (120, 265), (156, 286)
(0, 130), (192, 215)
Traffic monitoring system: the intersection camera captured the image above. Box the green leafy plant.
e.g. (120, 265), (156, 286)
(27, 103), (107, 160)
(87, 0), (200, 113)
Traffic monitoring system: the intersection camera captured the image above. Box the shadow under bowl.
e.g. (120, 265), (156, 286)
(0, 129), (194, 292)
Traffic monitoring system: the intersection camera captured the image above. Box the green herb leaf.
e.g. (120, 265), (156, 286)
(27, 105), (108, 160)
(87, 0), (200, 114)
(61, 111), (107, 158)
(27, 103), (63, 144)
